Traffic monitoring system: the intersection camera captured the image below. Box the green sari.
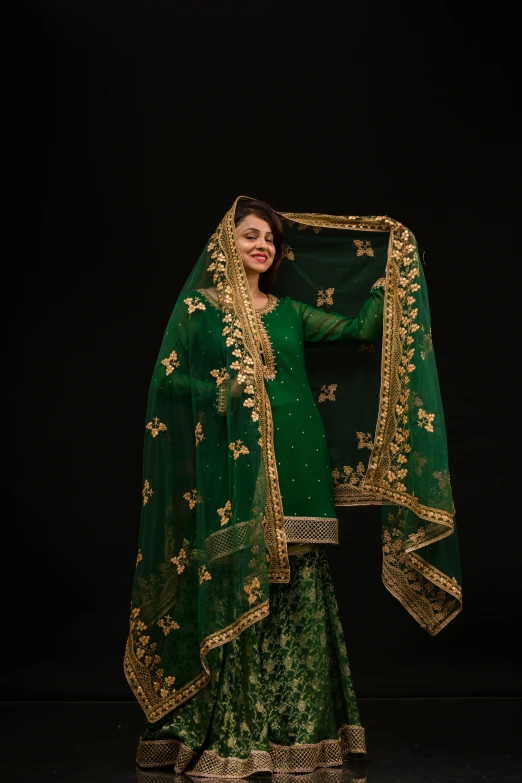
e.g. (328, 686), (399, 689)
(125, 198), (461, 776)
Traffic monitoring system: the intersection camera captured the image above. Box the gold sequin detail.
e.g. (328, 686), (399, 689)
(356, 431), (374, 450)
(316, 287), (334, 307)
(183, 296), (206, 314)
(217, 500), (232, 526)
(145, 417), (167, 438)
(229, 440), (250, 460)
(354, 239), (374, 256)
(198, 565), (212, 585)
(281, 243), (295, 260)
(170, 547), (189, 574)
(417, 409), (435, 432)
(183, 489), (201, 509)
(142, 480), (153, 506)
(195, 422), (204, 446)
(160, 351), (180, 376)
(157, 615), (180, 636)
(244, 576), (262, 605)
(318, 384), (337, 403)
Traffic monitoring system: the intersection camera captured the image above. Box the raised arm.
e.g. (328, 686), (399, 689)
(302, 280), (385, 344)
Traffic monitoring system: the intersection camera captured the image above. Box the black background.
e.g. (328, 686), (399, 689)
(7, 2), (519, 703)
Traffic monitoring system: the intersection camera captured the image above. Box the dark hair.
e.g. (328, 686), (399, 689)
(234, 198), (284, 293)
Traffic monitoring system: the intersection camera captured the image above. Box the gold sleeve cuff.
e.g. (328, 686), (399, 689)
(216, 383), (227, 416)
(371, 277), (386, 291)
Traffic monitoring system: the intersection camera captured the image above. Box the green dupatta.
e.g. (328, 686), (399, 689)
(124, 198), (461, 723)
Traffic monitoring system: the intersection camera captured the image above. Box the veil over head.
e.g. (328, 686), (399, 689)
(125, 197), (461, 722)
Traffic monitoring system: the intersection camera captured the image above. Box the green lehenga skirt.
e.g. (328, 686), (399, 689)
(137, 548), (366, 777)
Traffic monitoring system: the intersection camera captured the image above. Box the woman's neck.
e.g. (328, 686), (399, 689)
(244, 269), (267, 305)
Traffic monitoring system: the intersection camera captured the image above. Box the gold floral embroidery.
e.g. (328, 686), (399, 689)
(371, 276), (386, 289)
(195, 422), (204, 447)
(354, 239), (374, 256)
(407, 527), (427, 545)
(161, 351), (180, 376)
(356, 431), (374, 450)
(382, 509), (461, 635)
(157, 615), (180, 635)
(255, 310), (277, 380)
(316, 287), (334, 307)
(413, 451), (430, 476)
(433, 470), (451, 494)
(136, 549), (143, 566)
(421, 328), (434, 360)
(217, 500), (232, 526)
(198, 565), (212, 585)
(170, 547), (189, 574)
(126, 607), (179, 708)
(210, 367), (228, 386)
(183, 296), (206, 314)
(183, 489), (201, 509)
(317, 383), (337, 403)
(146, 417), (167, 438)
(297, 223), (321, 233)
(368, 231), (421, 497)
(142, 480), (154, 506)
(229, 440), (250, 460)
(358, 343), (376, 353)
(418, 408), (435, 432)
(281, 243), (295, 260)
(332, 462), (366, 487)
(244, 576), (262, 605)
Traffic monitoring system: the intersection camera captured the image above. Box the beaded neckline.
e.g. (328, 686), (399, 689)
(254, 294), (279, 315)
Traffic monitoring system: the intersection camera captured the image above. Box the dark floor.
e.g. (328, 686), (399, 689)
(0, 698), (520, 783)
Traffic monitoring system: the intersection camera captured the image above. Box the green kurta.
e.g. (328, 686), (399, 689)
(255, 289), (385, 531)
(194, 285), (385, 547)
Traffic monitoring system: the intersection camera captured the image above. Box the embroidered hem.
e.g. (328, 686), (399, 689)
(136, 724), (366, 776)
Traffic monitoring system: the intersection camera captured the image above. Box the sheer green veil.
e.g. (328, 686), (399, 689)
(273, 212), (461, 635)
(125, 197), (461, 723)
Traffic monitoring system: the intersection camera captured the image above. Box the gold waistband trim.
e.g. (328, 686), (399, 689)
(284, 516), (338, 544)
(136, 724), (366, 776)
(205, 517), (337, 565)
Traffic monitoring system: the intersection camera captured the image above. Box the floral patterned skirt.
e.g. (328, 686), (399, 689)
(137, 547), (365, 778)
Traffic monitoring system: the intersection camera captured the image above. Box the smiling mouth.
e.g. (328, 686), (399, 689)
(251, 254), (268, 263)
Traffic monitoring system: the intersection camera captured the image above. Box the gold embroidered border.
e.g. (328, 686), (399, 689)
(206, 520), (251, 563)
(124, 599), (269, 723)
(136, 737), (196, 769)
(334, 485), (385, 506)
(196, 288), (222, 310)
(256, 307), (278, 380)
(383, 552), (462, 637)
(221, 200), (290, 584)
(284, 516), (338, 544)
(256, 293), (279, 314)
(279, 212), (392, 233)
(136, 724), (365, 774)
(205, 517), (338, 560)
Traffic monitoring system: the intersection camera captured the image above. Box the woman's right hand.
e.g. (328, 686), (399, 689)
(230, 377), (246, 398)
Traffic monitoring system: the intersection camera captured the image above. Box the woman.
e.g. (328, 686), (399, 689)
(125, 197), (461, 778)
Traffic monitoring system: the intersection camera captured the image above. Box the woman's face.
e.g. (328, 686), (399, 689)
(235, 214), (276, 275)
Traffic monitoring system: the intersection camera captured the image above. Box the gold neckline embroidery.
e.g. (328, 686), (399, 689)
(196, 288), (221, 310)
(196, 288), (279, 315)
(255, 293), (279, 315)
